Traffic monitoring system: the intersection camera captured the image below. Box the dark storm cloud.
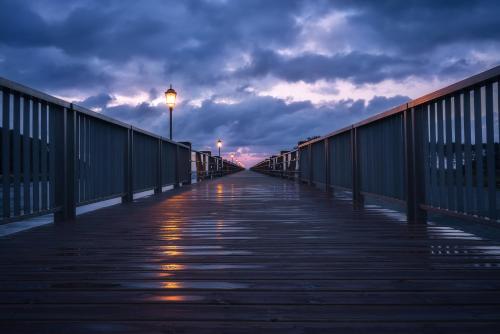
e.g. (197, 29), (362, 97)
(1, 0), (497, 87)
(0, 46), (112, 91)
(239, 49), (425, 84)
(337, 0), (500, 53)
(0, 0), (498, 162)
(79, 93), (115, 109)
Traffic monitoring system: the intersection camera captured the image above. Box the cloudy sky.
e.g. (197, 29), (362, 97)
(1, 0), (499, 166)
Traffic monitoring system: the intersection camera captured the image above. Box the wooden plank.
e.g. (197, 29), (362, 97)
(1, 171), (500, 332)
(2, 321), (500, 334)
(2, 304), (500, 322)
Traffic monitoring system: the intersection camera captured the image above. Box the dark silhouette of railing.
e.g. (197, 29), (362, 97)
(252, 66), (500, 224)
(0, 77), (243, 224)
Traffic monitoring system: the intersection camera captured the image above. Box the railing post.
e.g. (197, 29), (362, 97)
(324, 138), (330, 192)
(294, 151), (299, 182)
(283, 154), (287, 179)
(155, 138), (162, 194)
(405, 106), (427, 223)
(2, 88), (11, 219)
(174, 145), (180, 188)
(308, 143), (313, 185)
(188, 148), (193, 184)
(351, 126), (363, 206)
(122, 127), (133, 203)
(55, 105), (76, 222)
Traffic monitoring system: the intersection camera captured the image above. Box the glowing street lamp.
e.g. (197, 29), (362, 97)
(217, 139), (222, 157)
(165, 84), (177, 140)
(230, 153), (235, 162)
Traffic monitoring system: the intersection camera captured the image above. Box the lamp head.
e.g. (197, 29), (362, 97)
(165, 84), (177, 111)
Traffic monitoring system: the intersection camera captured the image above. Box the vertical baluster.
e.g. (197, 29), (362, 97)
(67, 106), (76, 220)
(85, 117), (91, 201)
(429, 103), (438, 207)
(397, 116), (403, 198)
(105, 124), (109, 195)
(473, 87), (484, 215)
(23, 96), (31, 214)
(463, 90), (474, 213)
(2, 88), (11, 218)
(13, 93), (21, 216)
(368, 126), (374, 194)
(324, 138), (330, 191)
(83, 116), (88, 201)
(175, 143), (180, 187)
(90, 119), (95, 200)
(49, 104), (55, 209)
(156, 138), (162, 193)
(445, 96), (454, 210)
(454, 93), (464, 213)
(32, 100), (40, 212)
(95, 121), (101, 199)
(414, 106), (427, 222)
(485, 82), (496, 219)
(404, 108), (412, 215)
(40, 102), (48, 210)
(437, 100), (446, 208)
(423, 105), (431, 207)
(75, 113), (80, 203)
(498, 80), (500, 220)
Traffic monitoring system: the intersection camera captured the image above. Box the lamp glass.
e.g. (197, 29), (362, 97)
(165, 85), (177, 110)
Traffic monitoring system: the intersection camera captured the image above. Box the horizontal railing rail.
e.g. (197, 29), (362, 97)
(0, 76), (242, 224)
(252, 66), (500, 224)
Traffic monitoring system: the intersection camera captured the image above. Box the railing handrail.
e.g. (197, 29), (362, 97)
(0, 76), (71, 108)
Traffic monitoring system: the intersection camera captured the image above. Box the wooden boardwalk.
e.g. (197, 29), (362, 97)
(1, 171), (500, 333)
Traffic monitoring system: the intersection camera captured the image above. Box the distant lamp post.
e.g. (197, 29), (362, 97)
(217, 139), (222, 157)
(165, 84), (177, 140)
(230, 153), (235, 162)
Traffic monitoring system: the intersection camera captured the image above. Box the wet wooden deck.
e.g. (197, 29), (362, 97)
(1, 171), (500, 333)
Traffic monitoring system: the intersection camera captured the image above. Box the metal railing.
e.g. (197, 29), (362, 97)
(191, 150), (243, 182)
(252, 66), (500, 223)
(252, 150), (299, 180)
(0, 77), (242, 224)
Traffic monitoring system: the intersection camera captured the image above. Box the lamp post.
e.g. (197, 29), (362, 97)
(217, 139), (222, 157)
(165, 84), (177, 140)
(230, 153), (235, 162)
